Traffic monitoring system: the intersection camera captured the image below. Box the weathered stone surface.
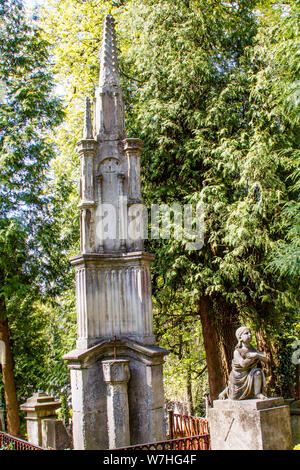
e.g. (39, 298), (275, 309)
(41, 419), (72, 450)
(20, 392), (61, 447)
(64, 339), (168, 449)
(102, 360), (130, 448)
(102, 359), (130, 383)
(69, 364), (108, 450)
(209, 398), (293, 450)
(285, 399), (300, 447)
(70, 252), (155, 350)
(213, 397), (284, 411)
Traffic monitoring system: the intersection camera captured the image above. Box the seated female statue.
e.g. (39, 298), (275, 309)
(219, 326), (269, 400)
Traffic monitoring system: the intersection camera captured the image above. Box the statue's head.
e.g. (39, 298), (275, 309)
(236, 326), (252, 348)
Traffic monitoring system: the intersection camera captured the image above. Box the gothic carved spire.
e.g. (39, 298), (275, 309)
(99, 14), (120, 88)
(95, 14), (125, 140)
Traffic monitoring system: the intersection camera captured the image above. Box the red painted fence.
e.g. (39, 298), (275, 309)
(116, 433), (210, 451)
(168, 411), (209, 439)
(115, 412), (210, 450)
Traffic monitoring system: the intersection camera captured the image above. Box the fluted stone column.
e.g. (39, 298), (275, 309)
(102, 359), (130, 448)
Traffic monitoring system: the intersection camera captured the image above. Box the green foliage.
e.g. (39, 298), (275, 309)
(31, 0), (300, 404)
(153, 280), (207, 410)
(119, 0), (299, 395)
(0, 0), (76, 405)
(58, 390), (71, 427)
(0, 443), (14, 450)
(261, 1), (300, 279)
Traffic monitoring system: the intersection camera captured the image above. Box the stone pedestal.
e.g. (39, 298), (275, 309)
(20, 392), (61, 447)
(285, 399), (300, 447)
(209, 398), (292, 450)
(102, 359), (130, 448)
(64, 338), (168, 450)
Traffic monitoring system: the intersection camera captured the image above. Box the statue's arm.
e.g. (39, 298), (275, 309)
(234, 347), (269, 368)
(245, 349), (269, 363)
(254, 351), (269, 363)
(234, 349), (255, 368)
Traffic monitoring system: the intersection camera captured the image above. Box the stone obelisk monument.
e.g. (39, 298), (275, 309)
(63, 14), (168, 450)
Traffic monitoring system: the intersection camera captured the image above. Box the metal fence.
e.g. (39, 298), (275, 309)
(0, 413), (211, 451)
(115, 411), (211, 450)
(168, 411), (209, 439)
(0, 431), (45, 451)
(116, 433), (210, 451)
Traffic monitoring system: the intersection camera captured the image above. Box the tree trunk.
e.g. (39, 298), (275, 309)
(256, 329), (279, 396)
(199, 295), (240, 401)
(199, 296), (226, 401)
(215, 299), (240, 380)
(0, 300), (21, 437)
(186, 366), (194, 415)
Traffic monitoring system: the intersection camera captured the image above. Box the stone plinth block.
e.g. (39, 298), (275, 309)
(63, 338), (168, 449)
(102, 360), (130, 449)
(209, 398), (292, 450)
(20, 392), (61, 447)
(102, 359), (130, 384)
(66, 15), (169, 452)
(285, 399), (300, 447)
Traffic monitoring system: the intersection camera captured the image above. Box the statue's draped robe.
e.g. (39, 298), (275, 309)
(228, 348), (266, 400)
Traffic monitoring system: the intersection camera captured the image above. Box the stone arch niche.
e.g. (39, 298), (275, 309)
(96, 157), (126, 252)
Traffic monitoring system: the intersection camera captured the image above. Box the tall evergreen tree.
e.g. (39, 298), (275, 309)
(119, 0), (257, 399)
(0, 0), (63, 435)
(119, 0), (299, 398)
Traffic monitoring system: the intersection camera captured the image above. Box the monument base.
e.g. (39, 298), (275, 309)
(284, 399), (300, 447)
(208, 398), (292, 450)
(63, 338), (168, 450)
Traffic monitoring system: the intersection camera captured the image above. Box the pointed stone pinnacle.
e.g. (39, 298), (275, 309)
(83, 96), (93, 139)
(99, 14), (120, 88)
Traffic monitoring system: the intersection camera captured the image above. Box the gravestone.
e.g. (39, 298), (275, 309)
(41, 419), (72, 450)
(63, 14), (168, 450)
(209, 398), (292, 450)
(209, 326), (292, 450)
(20, 391), (61, 447)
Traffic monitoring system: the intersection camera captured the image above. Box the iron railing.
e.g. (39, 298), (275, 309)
(0, 431), (45, 450)
(116, 433), (210, 451)
(168, 411), (209, 439)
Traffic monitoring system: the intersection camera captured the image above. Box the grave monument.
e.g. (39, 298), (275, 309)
(63, 14), (168, 450)
(209, 326), (293, 450)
